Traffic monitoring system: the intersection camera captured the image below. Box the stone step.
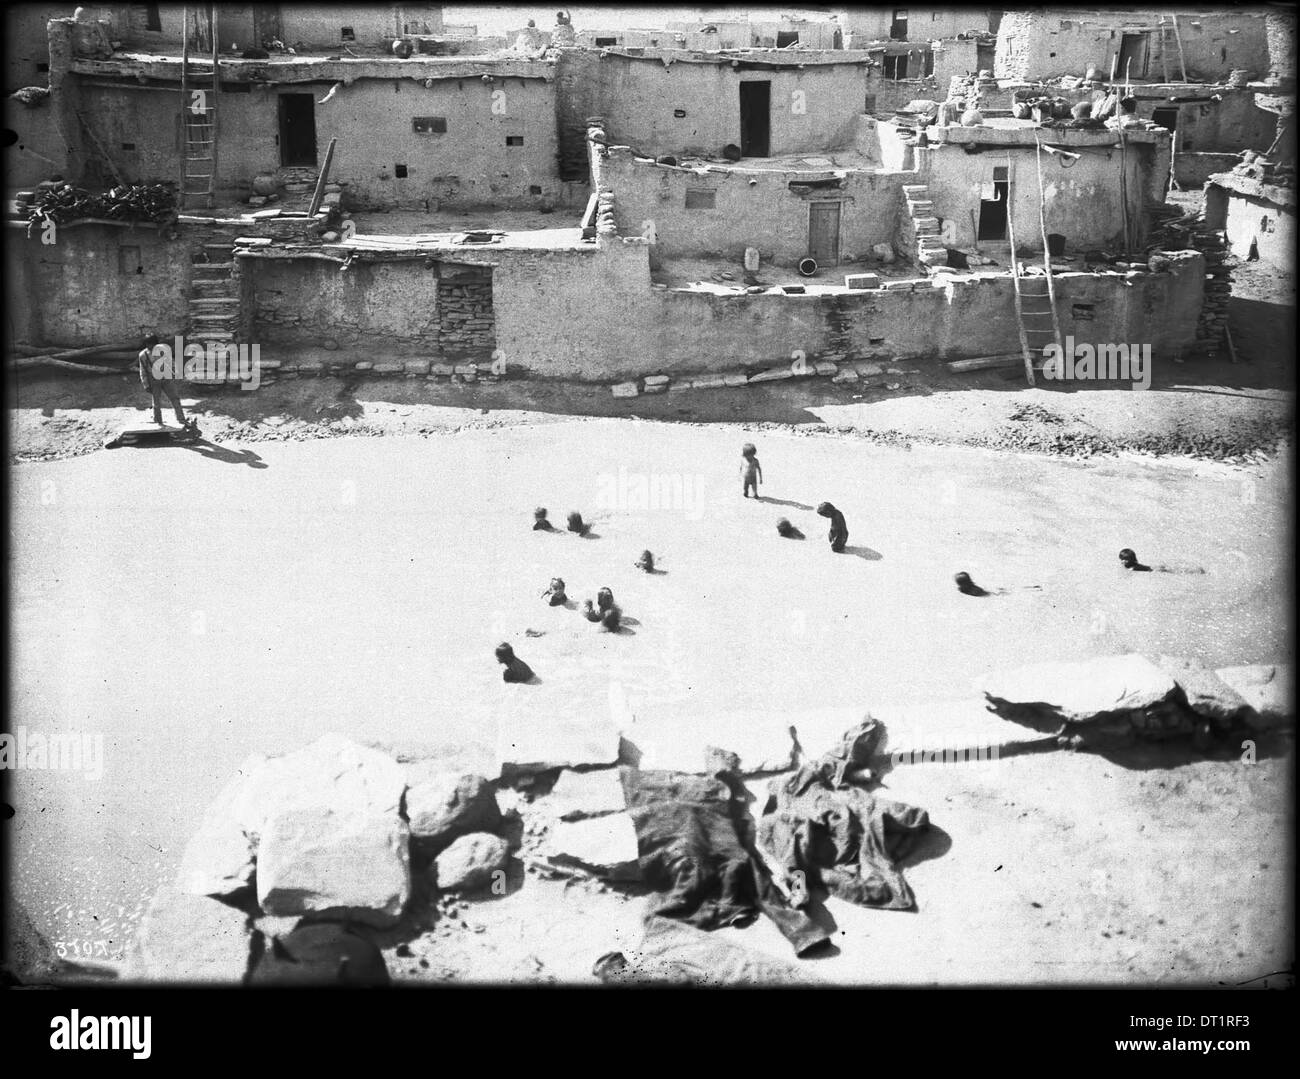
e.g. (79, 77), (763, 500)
(193, 262), (235, 273)
(912, 216), (940, 231)
(189, 297), (240, 306)
(901, 184), (929, 197)
(906, 200), (934, 215)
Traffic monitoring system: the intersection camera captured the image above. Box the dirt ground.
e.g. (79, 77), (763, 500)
(5, 251), (1293, 988)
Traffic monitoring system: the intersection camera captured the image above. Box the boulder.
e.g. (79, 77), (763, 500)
(128, 886), (252, 984)
(257, 806), (410, 926)
(546, 814), (641, 881)
(405, 767), (501, 854)
(183, 736), (410, 923)
(432, 832), (509, 892)
(1156, 655), (1249, 725)
(547, 768), (626, 820)
(977, 654), (1177, 724)
(1214, 664), (1294, 730)
(496, 709), (621, 779)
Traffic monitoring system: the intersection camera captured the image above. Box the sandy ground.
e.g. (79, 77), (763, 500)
(7, 417), (1294, 984)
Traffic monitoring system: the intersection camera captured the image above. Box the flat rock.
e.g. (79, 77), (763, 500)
(976, 654), (1177, 723)
(496, 709), (621, 779)
(257, 806), (410, 926)
(405, 767), (501, 854)
(432, 832), (509, 892)
(619, 710), (797, 774)
(748, 366), (796, 383)
(1156, 655), (1250, 724)
(546, 814), (641, 880)
(547, 768), (627, 820)
(127, 886), (252, 984)
(612, 381), (639, 397)
(1214, 664), (1294, 730)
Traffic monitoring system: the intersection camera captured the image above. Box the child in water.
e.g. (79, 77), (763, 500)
(741, 443), (763, 498)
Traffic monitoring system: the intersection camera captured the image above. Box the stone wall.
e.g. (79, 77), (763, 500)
(437, 269), (495, 358)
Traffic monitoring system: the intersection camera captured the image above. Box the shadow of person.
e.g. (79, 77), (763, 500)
(757, 496), (815, 511)
(184, 439), (269, 468)
(840, 545), (883, 561)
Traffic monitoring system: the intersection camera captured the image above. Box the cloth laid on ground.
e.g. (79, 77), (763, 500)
(758, 718), (932, 910)
(621, 769), (833, 957)
(593, 913), (809, 985)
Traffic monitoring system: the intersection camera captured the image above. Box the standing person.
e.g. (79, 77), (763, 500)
(741, 443), (763, 499)
(138, 333), (186, 426)
(816, 502), (848, 553)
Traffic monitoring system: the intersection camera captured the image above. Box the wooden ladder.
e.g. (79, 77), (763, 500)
(1156, 14), (1189, 83)
(1006, 144), (1064, 386)
(179, 4), (220, 211)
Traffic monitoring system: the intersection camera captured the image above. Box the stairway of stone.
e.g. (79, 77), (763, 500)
(186, 242), (242, 381)
(900, 182), (949, 268)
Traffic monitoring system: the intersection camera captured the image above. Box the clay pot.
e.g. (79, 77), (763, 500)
(251, 174), (278, 196)
(960, 108), (983, 127)
(392, 38), (413, 58)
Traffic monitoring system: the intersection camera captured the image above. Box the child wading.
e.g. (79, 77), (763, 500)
(741, 442), (763, 498)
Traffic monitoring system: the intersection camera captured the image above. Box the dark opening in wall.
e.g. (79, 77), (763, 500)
(890, 9), (908, 41)
(594, 36), (617, 47)
(395, 163), (408, 178)
(118, 245), (141, 274)
(673, 108), (687, 118)
(121, 142), (135, 150)
(1072, 303), (1096, 320)
(684, 189), (716, 209)
(776, 31), (800, 47)
(341, 27), (355, 41)
(222, 82), (251, 93)
(413, 116), (447, 134)
(864, 93), (876, 112)
(144, 3), (161, 31)
(506, 135), (524, 146)
(883, 54), (909, 79)
(37, 63), (49, 73)
(869, 337), (885, 345)
(528, 185), (542, 195)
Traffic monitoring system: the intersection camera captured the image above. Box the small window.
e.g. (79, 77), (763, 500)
(118, 245), (142, 274)
(1071, 304), (1095, 320)
(37, 62), (49, 73)
(144, 3), (161, 31)
(413, 116), (447, 134)
(864, 93), (876, 112)
(222, 82), (251, 93)
(529, 185), (542, 195)
(594, 36), (617, 47)
(883, 54), (908, 79)
(1049, 52), (1056, 58)
(506, 135), (524, 146)
(395, 163), (408, 178)
(684, 189), (716, 210)
(993, 166), (1008, 181)
(923, 50), (934, 77)
(341, 27), (355, 42)
(776, 31), (799, 48)
(121, 142), (136, 151)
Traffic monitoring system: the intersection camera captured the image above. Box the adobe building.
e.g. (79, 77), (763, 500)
(4, 6), (1226, 387)
(995, 8), (1270, 84)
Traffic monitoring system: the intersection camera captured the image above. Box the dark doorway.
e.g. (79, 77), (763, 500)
(1152, 106), (1178, 131)
(739, 81), (771, 158)
(890, 9), (908, 41)
(1117, 33), (1149, 80)
(278, 94), (317, 167)
(808, 202), (841, 264)
(883, 53), (909, 79)
(977, 167), (1008, 241)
